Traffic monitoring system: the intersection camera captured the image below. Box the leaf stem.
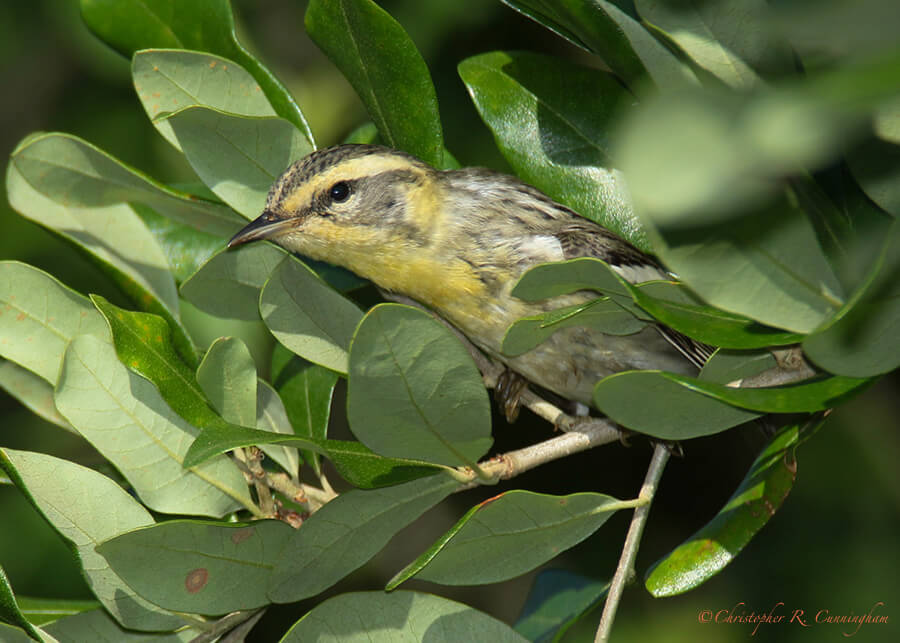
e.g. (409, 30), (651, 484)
(595, 444), (670, 642)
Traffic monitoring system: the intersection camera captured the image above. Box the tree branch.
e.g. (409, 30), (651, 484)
(595, 444), (670, 642)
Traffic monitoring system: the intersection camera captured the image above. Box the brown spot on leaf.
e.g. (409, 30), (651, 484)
(209, 60), (217, 68)
(185, 568), (208, 594)
(16, 313), (25, 321)
(231, 528), (254, 545)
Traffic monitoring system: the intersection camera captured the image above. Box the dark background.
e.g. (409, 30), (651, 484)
(1, 1), (897, 641)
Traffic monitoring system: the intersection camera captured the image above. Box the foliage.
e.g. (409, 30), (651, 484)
(1, 0), (898, 640)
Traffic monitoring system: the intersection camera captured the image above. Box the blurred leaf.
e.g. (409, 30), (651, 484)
(133, 49), (277, 151)
(305, 0), (444, 167)
(260, 256), (363, 374)
(502, 298), (646, 357)
(271, 346), (338, 477)
(54, 334), (253, 516)
(10, 133), (242, 237)
(847, 137), (900, 217)
(196, 336), (258, 428)
(0, 450), (182, 631)
(389, 491), (624, 588)
(348, 304), (492, 468)
(80, 0), (314, 144)
(14, 597), (100, 628)
(97, 519), (293, 614)
(180, 243), (286, 321)
(0, 262), (109, 384)
(635, 0), (793, 89)
(646, 417), (822, 596)
(642, 199), (843, 333)
(502, 0), (698, 91)
(593, 371), (760, 438)
(698, 349), (777, 384)
(620, 54), (900, 226)
(268, 475), (458, 603)
(515, 569), (609, 643)
(0, 360), (74, 432)
(281, 591), (527, 642)
(42, 608), (196, 641)
(162, 106), (314, 218)
(6, 163), (197, 362)
(804, 218), (900, 377)
(182, 422), (441, 488)
(459, 51), (650, 252)
(0, 564), (42, 642)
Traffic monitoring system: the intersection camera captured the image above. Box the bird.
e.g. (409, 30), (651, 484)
(228, 144), (711, 419)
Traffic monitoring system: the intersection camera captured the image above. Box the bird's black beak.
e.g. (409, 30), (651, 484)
(228, 210), (293, 248)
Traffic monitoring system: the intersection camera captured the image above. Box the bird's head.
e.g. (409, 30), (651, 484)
(228, 144), (442, 269)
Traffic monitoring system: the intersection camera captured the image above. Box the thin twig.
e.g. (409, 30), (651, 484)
(244, 447), (275, 517)
(595, 444), (670, 643)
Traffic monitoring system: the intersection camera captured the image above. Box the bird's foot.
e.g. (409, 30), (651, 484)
(494, 368), (528, 423)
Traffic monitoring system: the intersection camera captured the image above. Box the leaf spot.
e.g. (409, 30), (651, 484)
(231, 528), (254, 545)
(185, 568), (209, 594)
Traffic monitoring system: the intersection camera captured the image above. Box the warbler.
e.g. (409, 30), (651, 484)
(229, 144), (710, 415)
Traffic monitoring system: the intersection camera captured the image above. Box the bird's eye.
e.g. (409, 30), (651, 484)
(329, 181), (351, 203)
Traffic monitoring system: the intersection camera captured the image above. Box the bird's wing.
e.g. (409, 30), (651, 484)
(555, 220), (715, 369)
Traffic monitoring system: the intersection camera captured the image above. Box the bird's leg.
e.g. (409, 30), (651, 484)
(494, 368), (529, 424)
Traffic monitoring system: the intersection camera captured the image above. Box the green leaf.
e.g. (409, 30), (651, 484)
(0, 360), (74, 432)
(97, 519), (294, 615)
(459, 51), (650, 252)
(635, 0), (793, 89)
(0, 450), (182, 631)
(511, 257), (633, 302)
(272, 346), (338, 477)
(80, 0), (314, 145)
(255, 380), (301, 477)
(281, 590), (528, 642)
(268, 475), (458, 603)
(180, 244), (287, 321)
(501, 0), (698, 91)
(348, 304), (492, 468)
(14, 597), (100, 628)
(196, 336), (258, 428)
(305, 0), (444, 167)
(10, 132), (242, 237)
(803, 218), (900, 377)
(54, 334), (253, 516)
(502, 298), (646, 357)
(42, 608), (196, 641)
(6, 161), (197, 363)
(0, 262), (109, 384)
(640, 198), (844, 334)
(515, 569), (609, 643)
(260, 256), (363, 374)
(130, 204), (224, 285)
(183, 422), (441, 489)
(698, 349), (777, 385)
(0, 564), (42, 642)
(593, 371), (760, 438)
(390, 491), (624, 588)
(162, 106), (314, 218)
(646, 417), (822, 596)
(629, 281), (804, 349)
(133, 49), (278, 152)
(594, 369), (869, 438)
